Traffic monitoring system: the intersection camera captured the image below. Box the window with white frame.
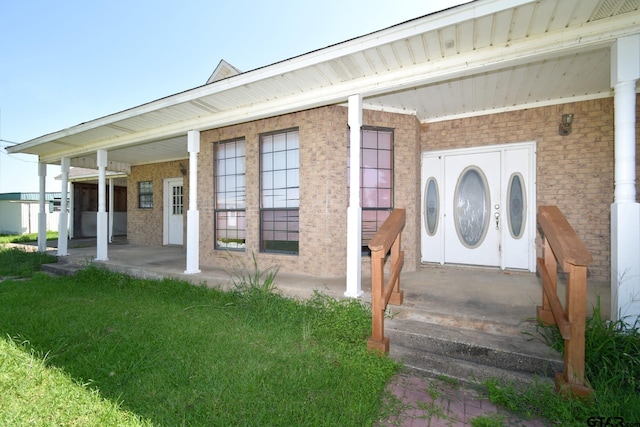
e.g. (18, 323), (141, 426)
(215, 138), (246, 250)
(260, 129), (299, 254)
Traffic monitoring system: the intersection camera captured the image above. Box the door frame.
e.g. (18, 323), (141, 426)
(420, 141), (537, 272)
(163, 177), (184, 246)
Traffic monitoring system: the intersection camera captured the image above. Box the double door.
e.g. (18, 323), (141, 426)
(421, 142), (536, 271)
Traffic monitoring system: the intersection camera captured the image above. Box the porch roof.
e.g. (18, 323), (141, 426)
(8, 0), (640, 171)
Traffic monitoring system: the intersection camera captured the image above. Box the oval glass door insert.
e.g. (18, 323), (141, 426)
(424, 177), (439, 235)
(507, 173), (526, 239)
(454, 166), (489, 248)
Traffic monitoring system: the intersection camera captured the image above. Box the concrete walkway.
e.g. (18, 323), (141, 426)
(377, 372), (548, 426)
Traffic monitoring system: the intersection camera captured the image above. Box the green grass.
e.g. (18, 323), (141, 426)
(0, 231), (58, 244)
(0, 337), (151, 426)
(470, 413), (505, 427)
(484, 302), (640, 426)
(0, 252), (399, 426)
(0, 246), (57, 277)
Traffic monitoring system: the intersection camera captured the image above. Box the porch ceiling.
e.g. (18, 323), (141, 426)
(8, 0), (640, 170)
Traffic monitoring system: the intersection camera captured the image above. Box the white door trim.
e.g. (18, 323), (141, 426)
(424, 141), (534, 159)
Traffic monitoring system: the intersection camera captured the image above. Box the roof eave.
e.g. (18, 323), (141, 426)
(8, 0), (508, 155)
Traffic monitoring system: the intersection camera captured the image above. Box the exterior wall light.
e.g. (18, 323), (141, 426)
(559, 113), (574, 136)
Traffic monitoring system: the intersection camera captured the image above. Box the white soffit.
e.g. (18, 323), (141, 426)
(8, 0), (640, 165)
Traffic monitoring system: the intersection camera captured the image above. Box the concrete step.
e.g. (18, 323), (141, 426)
(41, 258), (85, 276)
(385, 317), (562, 386)
(391, 304), (537, 336)
(389, 345), (553, 388)
(42, 256), (175, 282)
(393, 285), (542, 334)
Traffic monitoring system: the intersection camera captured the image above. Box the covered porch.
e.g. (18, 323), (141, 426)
(8, 0), (637, 325)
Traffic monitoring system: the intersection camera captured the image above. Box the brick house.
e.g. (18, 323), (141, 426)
(8, 0), (640, 322)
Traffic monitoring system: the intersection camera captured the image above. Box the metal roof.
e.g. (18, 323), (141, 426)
(8, 0), (640, 171)
(0, 192), (62, 202)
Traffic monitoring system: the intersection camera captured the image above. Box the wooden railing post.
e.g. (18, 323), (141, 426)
(559, 263), (590, 396)
(537, 236), (558, 326)
(389, 231), (404, 306)
(369, 250), (388, 352)
(366, 209), (405, 354)
(537, 206), (593, 398)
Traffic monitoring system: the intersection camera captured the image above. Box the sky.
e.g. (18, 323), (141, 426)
(0, 0), (471, 193)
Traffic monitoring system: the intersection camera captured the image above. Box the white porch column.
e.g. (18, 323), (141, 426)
(96, 149), (109, 261)
(37, 162), (47, 252)
(185, 130), (201, 274)
(345, 94), (363, 298)
(108, 178), (114, 243)
(57, 157), (70, 256)
(610, 35), (640, 324)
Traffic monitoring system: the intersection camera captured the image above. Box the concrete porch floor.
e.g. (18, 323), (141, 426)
(49, 238), (611, 328)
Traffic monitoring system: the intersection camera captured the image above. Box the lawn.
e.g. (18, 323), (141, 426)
(0, 248), (399, 426)
(0, 247), (57, 277)
(484, 304), (640, 425)
(0, 231), (58, 244)
(4, 247), (638, 426)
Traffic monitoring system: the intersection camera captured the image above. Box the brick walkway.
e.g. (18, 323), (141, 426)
(376, 372), (548, 427)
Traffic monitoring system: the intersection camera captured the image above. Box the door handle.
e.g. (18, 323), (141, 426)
(494, 211), (500, 230)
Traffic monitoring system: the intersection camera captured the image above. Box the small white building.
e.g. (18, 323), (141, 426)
(0, 192), (65, 235)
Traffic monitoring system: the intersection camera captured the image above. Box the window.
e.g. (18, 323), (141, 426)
(348, 127), (394, 250)
(172, 185), (183, 215)
(507, 172), (526, 239)
(215, 138), (246, 250)
(138, 181), (153, 209)
(454, 166), (489, 248)
(260, 129), (299, 254)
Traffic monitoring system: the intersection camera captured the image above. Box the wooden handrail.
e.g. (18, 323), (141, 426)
(367, 209), (406, 353)
(368, 209), (406, 253)
(537, 206), (593, 398)
(538, 207), (593, 269)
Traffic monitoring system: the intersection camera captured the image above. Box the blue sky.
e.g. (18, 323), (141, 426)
(0, 0), (469, 193)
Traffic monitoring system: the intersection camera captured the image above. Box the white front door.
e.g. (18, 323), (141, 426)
(164, 178), (184, 245)
(421, 142), (536, 271)
(444, 151), (502, 266)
